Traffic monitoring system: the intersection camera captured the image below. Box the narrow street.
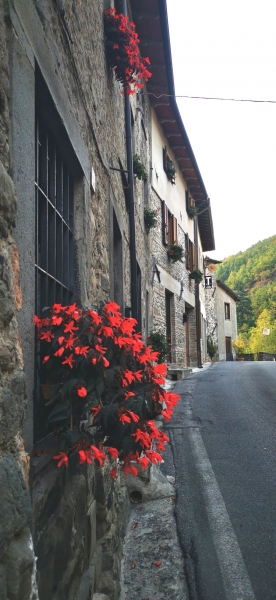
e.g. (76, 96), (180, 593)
(166, 362), (276, 600)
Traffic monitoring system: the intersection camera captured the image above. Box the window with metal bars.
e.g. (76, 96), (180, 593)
(35, 115), (74, 314)
(34, 115), (75, 442)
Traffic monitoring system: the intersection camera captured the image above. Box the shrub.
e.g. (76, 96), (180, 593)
(34, 302), (180, 475)
(148, 331), (170, 364)
(207, 337), (218, 360)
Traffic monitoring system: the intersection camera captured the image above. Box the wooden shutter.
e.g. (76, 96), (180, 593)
(172, 216), (178, 245)
(185, 233), (189, 269)
(188, 239), (195, 271)
(161, 200), (169, 245)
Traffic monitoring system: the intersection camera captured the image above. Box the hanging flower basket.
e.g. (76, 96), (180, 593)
(189, 269), (203, 284)
(167, 244), (185, 263)
(34, 302), (180, 475)
(104, 8), (151, 96)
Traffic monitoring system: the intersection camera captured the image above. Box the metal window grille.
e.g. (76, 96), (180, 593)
(34, 115), (74, 442)
(35, 116), (74, 314)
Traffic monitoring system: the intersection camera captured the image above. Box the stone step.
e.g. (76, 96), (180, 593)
(166, 366), (192, 381)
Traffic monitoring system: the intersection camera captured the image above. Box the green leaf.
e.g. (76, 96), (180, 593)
(60, 379), (78, 399)
(47, 399), (71, 423)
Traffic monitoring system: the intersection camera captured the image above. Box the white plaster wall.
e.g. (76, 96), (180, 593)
(216, 287), (238, 360)
(151, 110), (194, 242)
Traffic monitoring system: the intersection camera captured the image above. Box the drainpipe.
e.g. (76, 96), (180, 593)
(194, 218), (202, 368)
(122, 0), (138, 324)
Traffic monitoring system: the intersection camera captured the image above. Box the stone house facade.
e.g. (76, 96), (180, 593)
(0, 0), (216, 599)
(205, 263), (239, 361)
(134, 2), (216, 369)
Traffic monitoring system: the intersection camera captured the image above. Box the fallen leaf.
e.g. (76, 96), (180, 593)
(131, 562), (136, 568)
(171, 495), (176, 500)
(154, 561), (161, 567)
(131, 523), (138, 530)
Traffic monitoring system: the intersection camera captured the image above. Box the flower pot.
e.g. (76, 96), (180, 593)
(236, 358), (244, 362)
(40, 384), (52, 400)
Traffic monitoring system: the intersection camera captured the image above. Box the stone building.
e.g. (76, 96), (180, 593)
(205, 261), (239, 361)
(134, 1), (216, 368)
(0, 0), (216, 599)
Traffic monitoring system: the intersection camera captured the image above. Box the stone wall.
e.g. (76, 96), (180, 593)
(1, 0), (149, 598)
(0, 1), (37, 598)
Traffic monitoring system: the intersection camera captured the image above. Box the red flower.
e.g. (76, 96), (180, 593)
(52, 303), (64, 313)
(53, 452), (68, 467)
(77, 386), (87, 397)
(128, 411), (139, 423)
(40, 330), (54, 342)
(107, 447), (119, 459)
(120, 413), (131, 424)
(110, 466), (118, 479)
(91, 405), (101, 418)
(90, 445), (106, 466)
(43, 355), (50, 363)
(62, 353), (74, 368)
(123, 464), (138, 477)
(100, 356), (109, 368)
(78, 449), (93, 465)
(52, 315), (62, 326)
(64, 335), (76, 349)
(63, 320), (78, 334)
(54, 347), (64, 357)
(58, 336), (64, 345)
(89, 310), (101, 325)
(75, 345), (89, 357)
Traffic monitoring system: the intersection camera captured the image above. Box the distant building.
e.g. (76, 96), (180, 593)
(205, 263), (239, 361)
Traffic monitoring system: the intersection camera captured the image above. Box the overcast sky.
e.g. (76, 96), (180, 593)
(166, 0), (276, 260)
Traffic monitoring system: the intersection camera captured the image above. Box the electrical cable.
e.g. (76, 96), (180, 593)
(145, 92), (276, 104)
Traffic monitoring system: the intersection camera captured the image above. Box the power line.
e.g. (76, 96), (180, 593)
(146, 92), (276, 104)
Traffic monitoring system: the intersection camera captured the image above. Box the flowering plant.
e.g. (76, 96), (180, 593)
(167, 243), (185, 263)
(166, 157), (177, 184)
(34, 302), (180, 477)
(104, 8), (151, 96)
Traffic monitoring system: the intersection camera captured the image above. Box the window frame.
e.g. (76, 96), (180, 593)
(224, 302), (231, 320)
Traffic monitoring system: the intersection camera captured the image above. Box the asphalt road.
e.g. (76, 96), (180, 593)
(165, 362), (276, 600)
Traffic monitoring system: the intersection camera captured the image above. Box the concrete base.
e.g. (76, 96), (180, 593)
(167, 365), (192, 380)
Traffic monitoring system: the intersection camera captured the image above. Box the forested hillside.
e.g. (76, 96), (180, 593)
(216, 235), (276, 353)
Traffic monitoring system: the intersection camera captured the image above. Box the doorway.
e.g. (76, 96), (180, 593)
(225, 336), (233, 361)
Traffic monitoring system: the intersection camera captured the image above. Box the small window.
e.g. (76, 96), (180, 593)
(225, 303), (230, 320)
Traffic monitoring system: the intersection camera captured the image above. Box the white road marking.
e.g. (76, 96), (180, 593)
(189, 427), (256, 600)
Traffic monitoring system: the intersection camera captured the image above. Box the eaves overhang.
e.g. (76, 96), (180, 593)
(217, 280), (240, 302)
(130, 0), (215, 252)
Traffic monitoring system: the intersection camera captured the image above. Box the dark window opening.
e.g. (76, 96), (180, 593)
(34, 66), (81, 442)
(225, 303), (230, 320)
(137, 262), (142, 334)
(113, 211), (123, 310)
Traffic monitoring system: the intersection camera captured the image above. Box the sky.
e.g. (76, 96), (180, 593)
(166, 0), (276, 260)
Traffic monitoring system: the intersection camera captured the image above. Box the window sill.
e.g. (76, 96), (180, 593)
(31, 433), (59, 476)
